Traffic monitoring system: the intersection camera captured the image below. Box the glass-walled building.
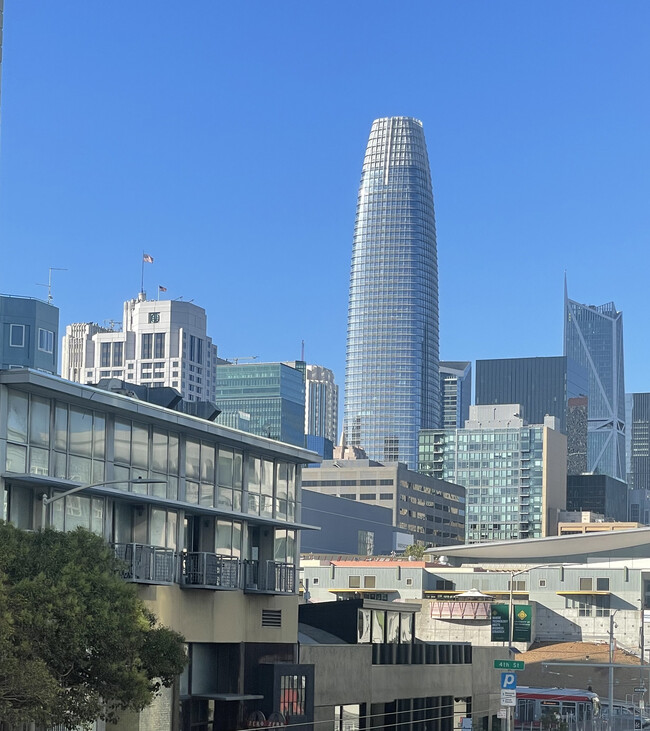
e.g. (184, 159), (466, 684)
(419, 405), (567, 543)
(564, 290), (626, 481)
(215, 362), (305, 447)
(475, 355), (587, 435)
(344, 117), (440, 469)
(0, 368), (317, 730)
(439, 361), (471, 429)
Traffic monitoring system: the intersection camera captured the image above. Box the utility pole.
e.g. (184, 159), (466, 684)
(610, 613), (616, 731)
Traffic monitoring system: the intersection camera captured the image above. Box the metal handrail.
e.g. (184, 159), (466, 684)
(181, 552), (240, 589)
(112, 542), (176, 584)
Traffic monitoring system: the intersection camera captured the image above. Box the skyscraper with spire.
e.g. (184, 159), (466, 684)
(564, 281), (626, 481)
(344, 117), (440, 469)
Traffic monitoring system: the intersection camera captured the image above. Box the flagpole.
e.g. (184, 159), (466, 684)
(141, 251), (145, 295)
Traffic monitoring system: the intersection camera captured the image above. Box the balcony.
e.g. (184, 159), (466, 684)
(244, 560), (296, 594)
(181, 552), (240, 590)
(113, 543), (176, 584)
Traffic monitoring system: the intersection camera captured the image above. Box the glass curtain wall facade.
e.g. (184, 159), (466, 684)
(564, 290), (626, 480)
(627, 393), (650, 491)
(439, 362), (471, 429)
(215, 363), (305, 447)
(475, 356), (588, 434)
(345, 117), (440, 469)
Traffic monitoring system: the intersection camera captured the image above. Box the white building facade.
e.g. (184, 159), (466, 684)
(62, 294), (218, 402)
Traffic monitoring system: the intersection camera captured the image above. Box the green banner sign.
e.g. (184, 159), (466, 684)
(512, 604), (532, 642)
(491, 604), (509, 642)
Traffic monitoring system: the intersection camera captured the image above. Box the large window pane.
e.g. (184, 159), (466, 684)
(29, 447), (49, 476)
(54, 404), (68, 450)
(261, 460), (274, 496)
(69, 407), (93, 456)
(29, 396), (50, 447)
(218, 449), (233, 487)
(66, 495), (91, 532)
(6, 444), (27, 473)
(199, 483), (214, 507)
(248, 456), (261, 494)
(7, 391), (28, 443)
(93, 415), (105, 459)
(234, 452), (243, 490)
(150, 508), (166, 547)
(152, 430), (168, 472)
(131, 423), (149, 469)
(168, 434), (179, 474)
(201, 443), (215, 484)
(68, 455), (92, 484)
(186, 440), (200, 480)
(114, 420), (131, 464)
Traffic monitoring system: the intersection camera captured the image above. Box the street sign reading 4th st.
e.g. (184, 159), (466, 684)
(494, 659), (525, 670)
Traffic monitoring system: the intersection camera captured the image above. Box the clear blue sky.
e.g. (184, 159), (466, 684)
(1, 2), (649, 403)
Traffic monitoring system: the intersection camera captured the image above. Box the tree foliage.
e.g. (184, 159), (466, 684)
(0, 522), (187, 727)
(403, 543), (427, 559)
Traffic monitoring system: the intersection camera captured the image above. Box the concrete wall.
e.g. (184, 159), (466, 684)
(543, 426), (567, 537)
(139, 584), (299, 645)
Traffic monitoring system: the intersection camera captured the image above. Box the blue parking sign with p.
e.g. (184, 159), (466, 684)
(501, 672), (517, 689)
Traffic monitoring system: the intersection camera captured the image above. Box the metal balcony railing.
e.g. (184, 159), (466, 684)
(244, 560), (296, 594)
(181, 552), (240, 589)
(113, 543), (176, 584)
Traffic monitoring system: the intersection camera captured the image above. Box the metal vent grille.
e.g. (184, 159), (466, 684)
(262, 609), (282, 627)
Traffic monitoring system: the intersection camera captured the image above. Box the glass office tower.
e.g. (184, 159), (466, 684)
(345, 117), (440, 469)
(564, 287), (626, 481)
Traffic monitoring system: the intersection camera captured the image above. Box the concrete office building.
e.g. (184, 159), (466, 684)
(0, 367), (316, 731)
(564, 288), (626, 480)
(62, 293), (218, 402)
(0, 294), (59, 374)
(215, 362), (305, 447)
(344, 117), (440, 469)
(439, 361), (471, 429)
(419, 404), (567, 543)
(301, 460), (465, 548)
(475, 355), (588, 436)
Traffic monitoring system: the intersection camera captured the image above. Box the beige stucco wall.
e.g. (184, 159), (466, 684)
(138, 584), (299, 644)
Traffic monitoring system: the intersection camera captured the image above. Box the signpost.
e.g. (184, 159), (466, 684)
(494, 659), (525, 670)
(635, 687), (646, 694)
(501, 690), (516, 707)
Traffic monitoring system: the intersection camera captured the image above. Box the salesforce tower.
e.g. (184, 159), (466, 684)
(344, 117), (440, 469)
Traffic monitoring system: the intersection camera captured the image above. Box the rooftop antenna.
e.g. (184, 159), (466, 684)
(301, 339), (305, 361)
(36, 267), (68, 304)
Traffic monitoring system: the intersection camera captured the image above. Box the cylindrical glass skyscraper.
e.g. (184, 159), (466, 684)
(344, 117), (440, 469)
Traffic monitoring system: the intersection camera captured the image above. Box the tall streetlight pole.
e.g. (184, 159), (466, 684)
(41, 477), (167, 528)
(507, 564), (569, 731)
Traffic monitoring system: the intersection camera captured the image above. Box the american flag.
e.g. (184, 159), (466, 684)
(143, 254), (154, 263)
(158, 285), (167, 292)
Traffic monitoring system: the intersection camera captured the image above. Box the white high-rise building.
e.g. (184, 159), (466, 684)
(62, 293), (218, 402)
